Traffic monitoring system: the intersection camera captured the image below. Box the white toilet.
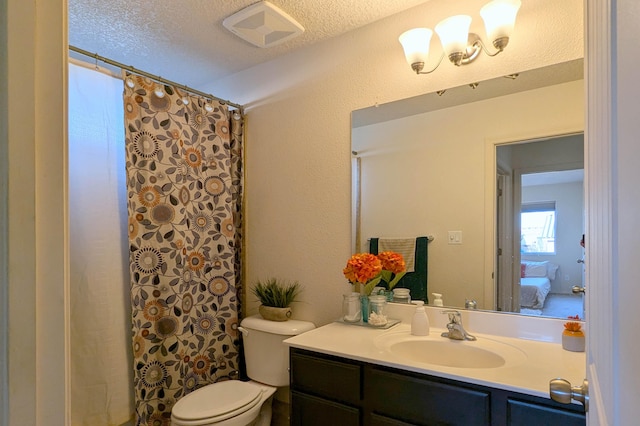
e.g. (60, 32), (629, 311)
(171, 315), (315, 426)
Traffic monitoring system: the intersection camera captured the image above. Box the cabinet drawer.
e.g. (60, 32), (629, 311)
(368, 367), (491, 426)
(290, 349), (362, 405)
(506, 398), (585, 426)
(291, 391), (360, 426)
(370, 413), (415, 426)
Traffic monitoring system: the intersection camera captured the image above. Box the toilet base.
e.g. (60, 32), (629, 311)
(248, 393), (273, 426)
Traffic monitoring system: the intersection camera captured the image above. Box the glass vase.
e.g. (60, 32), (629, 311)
(360, 294), (370, 323)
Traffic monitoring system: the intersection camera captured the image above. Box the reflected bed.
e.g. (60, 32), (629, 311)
(520, 277), (551, 309)
(520, 260), (558, 310)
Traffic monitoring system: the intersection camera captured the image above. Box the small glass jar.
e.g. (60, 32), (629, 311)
(392, 288), (411, 304)
(372, 286), (393, 302)
(368, 295), (388, 326)
(342, 292), (362, 323)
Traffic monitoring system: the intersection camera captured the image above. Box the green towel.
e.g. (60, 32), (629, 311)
(369, 237), (429, 303)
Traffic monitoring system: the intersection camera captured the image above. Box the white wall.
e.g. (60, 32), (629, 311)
(211, 0), (584, 326)
(352, 81), (583, 308)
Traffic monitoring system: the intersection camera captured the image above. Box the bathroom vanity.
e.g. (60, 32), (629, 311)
(290, 348), (584, 425)
(285, 310), (586, 426)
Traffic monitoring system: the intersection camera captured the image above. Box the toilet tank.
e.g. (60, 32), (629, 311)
(240, 315), (315, 387)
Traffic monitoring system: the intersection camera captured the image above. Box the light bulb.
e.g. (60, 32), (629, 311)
(398, 28), (433, 73)
(480, 0), (521, 50)
(435, 15), (472, 65)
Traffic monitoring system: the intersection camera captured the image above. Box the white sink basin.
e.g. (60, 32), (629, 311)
(375, 330), (527, 369)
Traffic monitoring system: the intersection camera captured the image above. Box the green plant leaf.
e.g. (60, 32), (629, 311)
(251, 278), (301, 308)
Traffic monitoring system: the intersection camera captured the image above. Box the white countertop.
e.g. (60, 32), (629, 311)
(284, 319), (586, 401)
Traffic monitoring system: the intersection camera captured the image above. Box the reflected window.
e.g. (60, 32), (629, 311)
(521, 202), (556, 254)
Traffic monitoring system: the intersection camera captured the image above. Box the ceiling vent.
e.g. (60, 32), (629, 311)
(223, 1), (304, 48)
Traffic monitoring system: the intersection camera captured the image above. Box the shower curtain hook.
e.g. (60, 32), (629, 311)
(94, 54), (99, 71)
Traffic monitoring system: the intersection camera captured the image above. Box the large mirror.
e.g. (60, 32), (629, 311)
(351, 59), (584, 319)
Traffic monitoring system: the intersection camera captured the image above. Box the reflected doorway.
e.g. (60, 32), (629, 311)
(495, 133), (584, 319)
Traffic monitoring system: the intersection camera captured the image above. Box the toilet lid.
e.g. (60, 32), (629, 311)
(171, 380), (263, 422)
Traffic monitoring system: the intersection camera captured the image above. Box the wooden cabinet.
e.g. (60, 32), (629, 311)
(290, 350), (362, 426)
(290, 348), (585, 426)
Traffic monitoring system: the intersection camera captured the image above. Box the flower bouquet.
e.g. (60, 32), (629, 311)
(342, 251), (407, 324)
(343, 251), (407, 295)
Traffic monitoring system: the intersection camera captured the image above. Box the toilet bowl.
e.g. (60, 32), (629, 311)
(170, 315), (315, 426)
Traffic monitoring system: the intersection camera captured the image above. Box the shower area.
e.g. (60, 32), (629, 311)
(68, 57), (245, 425)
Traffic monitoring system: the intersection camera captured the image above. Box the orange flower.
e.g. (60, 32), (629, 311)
(343, 253), (382, 284)
(378, 251), (406, 274)
(184, 147), (202, 168)
(564, 315), (582, 331)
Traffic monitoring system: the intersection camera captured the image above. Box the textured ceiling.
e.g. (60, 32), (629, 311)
(68, 0), (430, 90)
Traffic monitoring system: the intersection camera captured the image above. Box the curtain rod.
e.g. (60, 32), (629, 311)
(68, 45), (244, 111)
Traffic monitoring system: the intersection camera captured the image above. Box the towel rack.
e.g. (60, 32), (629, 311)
(366, 235), (435, 242)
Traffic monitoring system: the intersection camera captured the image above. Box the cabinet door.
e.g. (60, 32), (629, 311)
(368, 367), (491, 426)
(290, 349), (362, 405)
(291, 391), (360, 426)
(506, 399), (585, 426)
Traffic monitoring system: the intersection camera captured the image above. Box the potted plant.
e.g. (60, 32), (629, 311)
(251, 278), (301, 321)
(562, 315), (585, 352)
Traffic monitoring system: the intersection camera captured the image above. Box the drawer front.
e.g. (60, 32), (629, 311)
(370, 412), (416, 426)
(368, 367), (491, 426)
(506, 398), (586, 426)
(291, 391), (360, 426)
(290, 350), (362, 405)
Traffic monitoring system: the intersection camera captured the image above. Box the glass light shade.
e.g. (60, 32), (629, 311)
(399, 28), (433, 66)
(480, 0), (521, 46)
(435, 15), (472, 59)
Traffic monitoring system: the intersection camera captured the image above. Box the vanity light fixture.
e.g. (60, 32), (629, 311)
(399, 0), (521, 75)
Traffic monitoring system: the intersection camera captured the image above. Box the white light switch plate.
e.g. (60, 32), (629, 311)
(448, 231), (462, 244)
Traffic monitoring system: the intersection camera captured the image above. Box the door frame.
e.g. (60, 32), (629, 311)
(585, 0), (614, 424)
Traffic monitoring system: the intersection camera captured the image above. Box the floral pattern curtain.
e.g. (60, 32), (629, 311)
(123, 72), (244, 425)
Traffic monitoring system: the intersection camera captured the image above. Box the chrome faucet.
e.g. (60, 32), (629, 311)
(441, 310), (476, 341)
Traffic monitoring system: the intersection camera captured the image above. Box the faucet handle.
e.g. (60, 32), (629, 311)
(441, 309), (461, 323)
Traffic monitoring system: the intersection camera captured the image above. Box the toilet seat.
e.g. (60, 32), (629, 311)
(171, 380), (264, 425)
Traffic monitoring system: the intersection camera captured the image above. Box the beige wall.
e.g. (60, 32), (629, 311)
(212, 0), (584, 325)
(3, 0), (68, 424)
(353, 80), (584, 308)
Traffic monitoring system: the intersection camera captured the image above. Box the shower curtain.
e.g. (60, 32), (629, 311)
(69, 62), (134, 425)
(123, 72), (244, 425)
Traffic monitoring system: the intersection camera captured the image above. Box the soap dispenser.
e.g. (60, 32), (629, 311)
(431, 293), (443, 307)
(411, 301), (430, 336)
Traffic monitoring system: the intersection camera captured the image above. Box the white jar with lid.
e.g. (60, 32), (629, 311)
(392, 288), (411, 303)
